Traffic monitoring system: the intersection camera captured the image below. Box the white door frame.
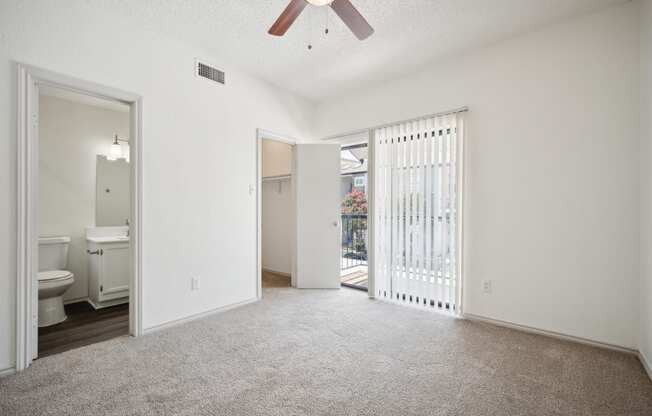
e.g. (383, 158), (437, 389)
(15, 63), (144, 371)
(255, 129), (297, 298)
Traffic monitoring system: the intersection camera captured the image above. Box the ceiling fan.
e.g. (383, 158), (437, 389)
(268, 0), (374, 41)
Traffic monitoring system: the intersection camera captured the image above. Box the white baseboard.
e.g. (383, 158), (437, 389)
(262, 268), (291, 277)
(87, 297), (128, 310)
(639, 350), (652, 381)
(63, 296), (90, 305)
(463, 313), (637, 355)
(0, 367), (16, 378)
(143, 298), (259, 335)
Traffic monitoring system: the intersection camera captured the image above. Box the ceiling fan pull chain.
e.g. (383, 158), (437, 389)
(325, 7), (329, 35)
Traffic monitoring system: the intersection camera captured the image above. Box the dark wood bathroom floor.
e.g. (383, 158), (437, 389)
(38, 302), (129, 358)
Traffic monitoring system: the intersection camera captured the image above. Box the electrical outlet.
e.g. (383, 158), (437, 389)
(482, 280), (492, 294)
(191, 276), (201, 291)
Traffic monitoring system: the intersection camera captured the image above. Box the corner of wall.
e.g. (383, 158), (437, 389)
(640, 350), (652, 381)
(639, 0), (652, 367)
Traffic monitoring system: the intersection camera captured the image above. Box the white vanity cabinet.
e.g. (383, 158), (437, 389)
(87, 236), (130, 309)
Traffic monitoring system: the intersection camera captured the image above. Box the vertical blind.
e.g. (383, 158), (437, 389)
(374, 112), (464, 314)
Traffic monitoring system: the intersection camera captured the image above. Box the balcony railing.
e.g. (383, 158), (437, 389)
(341, 214), (368, 270)
(341, 213), (455, 269)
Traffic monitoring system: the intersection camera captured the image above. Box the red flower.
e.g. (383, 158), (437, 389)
(342, 189), (368, 214)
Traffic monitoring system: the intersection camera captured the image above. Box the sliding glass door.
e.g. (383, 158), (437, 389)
(373, 113), (464, 313)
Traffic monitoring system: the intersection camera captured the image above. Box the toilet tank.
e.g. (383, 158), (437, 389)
(38, 236), (71, 272)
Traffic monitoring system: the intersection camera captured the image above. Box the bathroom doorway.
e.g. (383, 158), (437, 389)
(16, 65), (143, 371)
(36, 86), (131, 357)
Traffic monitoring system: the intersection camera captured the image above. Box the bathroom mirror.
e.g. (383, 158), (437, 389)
(95, 155), (130, 226)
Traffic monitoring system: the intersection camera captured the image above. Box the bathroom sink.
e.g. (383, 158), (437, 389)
(86, 226), (130, 244)
(86, 236), (130, 243)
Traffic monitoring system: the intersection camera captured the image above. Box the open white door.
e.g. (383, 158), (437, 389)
(293, 144), (341, 289)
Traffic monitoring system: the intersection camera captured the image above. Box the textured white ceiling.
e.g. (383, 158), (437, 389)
(98, 0), (625, 102)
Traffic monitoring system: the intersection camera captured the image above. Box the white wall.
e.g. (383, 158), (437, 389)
(640, 0), (652, 367)
(0, 0), (314, 371)
(39, 95), (129, 302)
(314, 2), (641, 348)
(262, 178), (293, 275)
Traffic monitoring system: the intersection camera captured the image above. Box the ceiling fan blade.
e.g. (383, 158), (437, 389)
(330, 0), (374, 40)
(268, 0), (308, 36)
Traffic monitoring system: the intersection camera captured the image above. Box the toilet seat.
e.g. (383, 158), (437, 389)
(38, 270), (73, 282)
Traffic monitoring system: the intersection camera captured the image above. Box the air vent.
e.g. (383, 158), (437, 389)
(196, 59), (225, 85)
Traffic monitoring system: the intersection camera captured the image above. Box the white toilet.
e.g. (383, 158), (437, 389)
(38, 236), (75, 327)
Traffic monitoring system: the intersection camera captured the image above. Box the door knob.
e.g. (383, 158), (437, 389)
(332, 221), (339, 227)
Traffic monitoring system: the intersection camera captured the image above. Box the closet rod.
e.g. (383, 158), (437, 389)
(262, 175), (291, 182)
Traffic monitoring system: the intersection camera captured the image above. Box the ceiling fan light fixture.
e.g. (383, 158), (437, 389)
(306, 0), (333, 6)
(269, 0), (373, 40)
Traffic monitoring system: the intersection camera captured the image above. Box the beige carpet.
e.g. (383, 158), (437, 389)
(1, 286), (651, 415)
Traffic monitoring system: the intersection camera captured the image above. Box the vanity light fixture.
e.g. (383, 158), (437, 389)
(109, 135), (122, 160)
(109, 134), (130, 161)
